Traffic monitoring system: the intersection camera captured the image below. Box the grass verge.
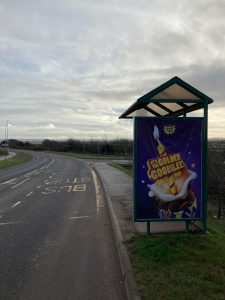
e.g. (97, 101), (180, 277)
(109, 162), (132, 176)
(0, 152), (32, 169)
(46, 151), (127, 161)
(126, 219), (225, 300)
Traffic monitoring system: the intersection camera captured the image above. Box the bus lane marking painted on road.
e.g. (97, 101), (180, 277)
(91, 170), (104, 213)
(11, 178), (30, 189)
(11, 201), (22, 208)
(41, 184), (87, 195)
(44, 178), (78, 185)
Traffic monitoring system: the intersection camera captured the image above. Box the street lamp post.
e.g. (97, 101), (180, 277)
(6, 120), (9, 155)
(4, 120), (9, 160)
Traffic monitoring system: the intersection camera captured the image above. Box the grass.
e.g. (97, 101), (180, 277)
(126, 219), (225, 300)
(45, 150), (127, 161)
(0, 152), (32, 169)
(109, 162), (132, 176)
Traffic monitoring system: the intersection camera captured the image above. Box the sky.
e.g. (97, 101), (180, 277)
(0, 0), (225, 140)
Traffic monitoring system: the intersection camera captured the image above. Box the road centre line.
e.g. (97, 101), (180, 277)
(24, 170), (39, 177)
(11, 201), (21, 208)
(24, 169), (44, 177)
(26, 192), (33, 197)
(0, 221), (26, 226)
(24, 160), (55, 177)
(69, 216), (90, 220)
(11, 178), (30, 189)
(0, 178), (17, 186)
(36, 185), (42, 189)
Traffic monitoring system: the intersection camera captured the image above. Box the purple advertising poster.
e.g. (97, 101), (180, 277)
(134, 117), (203, 221)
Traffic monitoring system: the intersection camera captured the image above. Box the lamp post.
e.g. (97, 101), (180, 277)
(4, 120), (9, 160)
(6, 120), (9, 155)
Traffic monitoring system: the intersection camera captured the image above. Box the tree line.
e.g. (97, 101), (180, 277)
(3, 138), (133, 157)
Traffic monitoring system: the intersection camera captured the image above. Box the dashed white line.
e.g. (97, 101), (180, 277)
(0, 178), (17, 186)
(11, 178), (30, 189)
(0, 221), (25, 226)
(69, 216), (90, 220)
(36, 185), (42, 189)
(11, 201), (21, 208)
(26, 192), (33, 197)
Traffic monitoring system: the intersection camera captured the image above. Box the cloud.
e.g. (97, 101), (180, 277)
(0, 0), (225, 139)
(41, 123), (56, 129)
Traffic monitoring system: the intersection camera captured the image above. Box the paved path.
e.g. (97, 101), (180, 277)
(93, 162), (186, 238)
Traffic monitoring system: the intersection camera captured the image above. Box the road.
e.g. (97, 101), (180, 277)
(0, 151), (126, 300)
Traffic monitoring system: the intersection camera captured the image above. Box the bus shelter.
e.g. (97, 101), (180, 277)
(119, 76), (214, 234)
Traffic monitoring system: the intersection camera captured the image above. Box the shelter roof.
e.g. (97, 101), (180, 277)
(119, 76), (214, 118)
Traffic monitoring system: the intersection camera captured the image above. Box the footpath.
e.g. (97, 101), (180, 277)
(92, 162), (186, 300)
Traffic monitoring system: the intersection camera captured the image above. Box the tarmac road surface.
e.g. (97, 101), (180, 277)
(0, 151), (126, 300)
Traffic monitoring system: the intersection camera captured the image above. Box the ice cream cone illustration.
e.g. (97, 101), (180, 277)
(168, 174), (177, 195)
(153, 125), (166, 156)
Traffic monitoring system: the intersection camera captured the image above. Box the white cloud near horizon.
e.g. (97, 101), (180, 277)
(0, 0), (225, 140)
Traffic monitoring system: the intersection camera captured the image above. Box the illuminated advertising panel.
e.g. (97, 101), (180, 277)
(134, 117), (203, 221)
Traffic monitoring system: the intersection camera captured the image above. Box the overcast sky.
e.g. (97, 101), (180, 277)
(0, 0), (225, 140)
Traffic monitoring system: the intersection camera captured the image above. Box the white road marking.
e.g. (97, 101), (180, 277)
(49, 176), (52, 179)
(24, 170), (39, 177)
(11, 178), (30, 189)
(36, 185), (42, 189)
(0, 178), (17, 186)
(0, 221), (25, 226)
(11, 201), (21, 208)
(24, 160), (55, 177)
(69, 216), (90, 220)
(26, 192), (33, 197)
(91, 170), (104, 213)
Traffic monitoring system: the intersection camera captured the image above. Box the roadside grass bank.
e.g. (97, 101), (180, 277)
(126, 219), (225, 300)
(46, 150), (128, 161)
(110, 162), (225, 299)
(0, 152), (32, 169)
(109, 162), (132, 176)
